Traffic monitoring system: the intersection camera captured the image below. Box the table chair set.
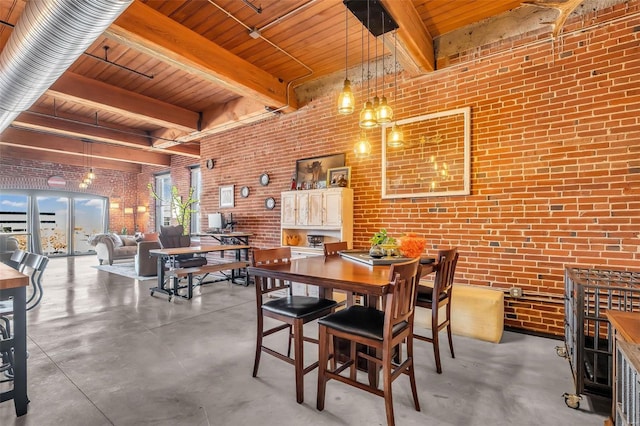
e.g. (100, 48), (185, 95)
(0, 249), (49, 408)
(248, 244), (460, 426)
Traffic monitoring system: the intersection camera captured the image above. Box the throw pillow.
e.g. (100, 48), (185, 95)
(109, 233), (123, 247)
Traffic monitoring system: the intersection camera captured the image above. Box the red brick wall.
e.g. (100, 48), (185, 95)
(196, 2), (640, 336)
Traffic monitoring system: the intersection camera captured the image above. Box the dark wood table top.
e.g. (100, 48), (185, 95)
(0, 262), (28, 290)
(149, 244), (250, 257)
(247, 255), (432, 297)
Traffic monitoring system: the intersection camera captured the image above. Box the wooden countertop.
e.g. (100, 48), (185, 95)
(606, 310), (640, 343)
(0, 262), (29, 290)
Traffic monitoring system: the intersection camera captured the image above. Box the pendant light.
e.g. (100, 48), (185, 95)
(359, 0), (377, 129)
(387, 30), (404, 148)
(375, 12), (392, 124)
(337, 7), (355, 115)
(353, 130), (371, 158)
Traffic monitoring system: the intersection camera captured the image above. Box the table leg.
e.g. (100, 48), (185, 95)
(12, 286), (28, 416)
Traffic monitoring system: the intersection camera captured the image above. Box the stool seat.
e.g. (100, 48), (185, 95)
(263, 296), (337, 319)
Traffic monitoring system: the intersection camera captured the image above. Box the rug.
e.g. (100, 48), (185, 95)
(92, 262), (156, 281)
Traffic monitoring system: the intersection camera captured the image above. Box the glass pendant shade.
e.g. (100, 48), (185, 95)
(359, 101), (377, 128)
(387, 124), (404, 148)
(87, 168), (96, 180)
(83, 177), (92, 185)
(376, 96), (393, 124)
(79, 181), (88, 189)
(338, 79), (355, 114)
(353, 131), (372, 158)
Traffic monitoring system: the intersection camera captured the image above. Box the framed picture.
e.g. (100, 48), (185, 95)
(296, 153), (345, 189)
(327, 166), (351, 188)
(219, 185), (234, 208)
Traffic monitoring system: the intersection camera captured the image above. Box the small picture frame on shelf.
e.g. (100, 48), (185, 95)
(327, 166), (351, 188)
(219, 185), (234, 208)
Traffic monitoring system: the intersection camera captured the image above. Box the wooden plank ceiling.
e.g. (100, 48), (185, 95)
(0, 0), (582, 169)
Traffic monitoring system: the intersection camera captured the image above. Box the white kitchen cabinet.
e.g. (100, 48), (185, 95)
(280, 187), (353, 254)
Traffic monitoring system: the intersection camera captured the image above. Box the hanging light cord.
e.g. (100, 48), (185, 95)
(344, 7), (348, 80)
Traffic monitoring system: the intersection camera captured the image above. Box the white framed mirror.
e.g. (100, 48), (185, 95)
(382, 107), (471, 199)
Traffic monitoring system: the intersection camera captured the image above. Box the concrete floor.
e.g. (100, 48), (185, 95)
(1, 256), (609, 426)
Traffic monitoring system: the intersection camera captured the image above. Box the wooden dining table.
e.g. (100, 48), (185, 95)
(247, 254), (435, 304)
(0, 262), (29, 416)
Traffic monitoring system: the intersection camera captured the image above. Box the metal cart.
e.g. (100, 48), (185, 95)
(560, 266), (640, 409)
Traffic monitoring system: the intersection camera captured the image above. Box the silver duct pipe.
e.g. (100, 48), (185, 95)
(0, 0), (133, 133)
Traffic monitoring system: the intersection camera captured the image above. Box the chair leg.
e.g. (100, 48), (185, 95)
(432, 309), (442, 374)
(317, 324), (328, 411)
(446, 305), (455, 358)
(252, 310), (264, 378)
(382, 350), (396, 426)
(406, 336), (421, 411)
(293, 319), (304, 404)
(286, 324), (293, 358)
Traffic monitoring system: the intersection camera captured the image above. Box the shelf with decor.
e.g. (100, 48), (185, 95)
(280, 187), (353, 256)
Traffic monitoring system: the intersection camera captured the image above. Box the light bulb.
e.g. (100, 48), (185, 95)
(376, 96), (393, 124)
(337, 79), (355, 114)
(359, 101), (377, 128)
(353, 131), (372, 158)
(387, 124), (404, 148)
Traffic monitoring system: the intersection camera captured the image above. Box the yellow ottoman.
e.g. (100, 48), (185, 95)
(415, 284), (504, 343)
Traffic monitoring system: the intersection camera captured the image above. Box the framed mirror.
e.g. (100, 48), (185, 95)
(382, 107), (471, 199)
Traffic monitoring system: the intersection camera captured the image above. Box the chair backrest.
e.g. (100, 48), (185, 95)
(9, 248), (28, 271)
(323, 241), (348, 256)
(433, 248), (459, 301)
(384, 258), (422, 334)
(251, 247), (292, 297)
(159, 225), (190, 249)
(21, 252), (49, 310)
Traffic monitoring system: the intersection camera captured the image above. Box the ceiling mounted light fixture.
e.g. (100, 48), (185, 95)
(375, 13), (392, 124)
(338, 7), (355, 115)
(359, 0), (377, 129)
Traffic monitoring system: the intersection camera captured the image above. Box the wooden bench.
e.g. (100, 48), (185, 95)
(166, 261), (249, 299)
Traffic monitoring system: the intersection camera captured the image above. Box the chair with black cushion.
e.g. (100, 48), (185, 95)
(316, 258), (422, 426)
(251, 247), (338, 404)
(414, 248), (459, 374)
(158, 225), (207, 269)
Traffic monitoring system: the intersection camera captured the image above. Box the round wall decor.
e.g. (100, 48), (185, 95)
(259, 173), (270, 186)
(240, 186), (250, 198)
(206, 158), (215, 169)
(265, 197), (276, 210)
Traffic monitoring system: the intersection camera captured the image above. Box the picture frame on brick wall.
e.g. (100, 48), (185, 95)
(327, 166), (351, 188)
(219, 185), (234, 208)
(381, 107), (471, 199)
(296, 153), (345, 190)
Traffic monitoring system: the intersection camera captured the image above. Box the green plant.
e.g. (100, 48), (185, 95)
(369, 228), (396, 246)
(147, 183), (198, 235)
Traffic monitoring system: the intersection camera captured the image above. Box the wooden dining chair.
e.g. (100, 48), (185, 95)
(316, 258), (422, 426)
(251, 247), (338, 404)
(414, 248), (459, 374)
(323, 241), (348, 256)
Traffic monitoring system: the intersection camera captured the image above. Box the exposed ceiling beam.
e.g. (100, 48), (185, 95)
(48, 72), (199, 132)
(0, 145), (142, 173)
(105, 1), (298, 112)
(380, 0), (435, 75)
(0, 128), (171, 167)
(11, 109), (200, 159)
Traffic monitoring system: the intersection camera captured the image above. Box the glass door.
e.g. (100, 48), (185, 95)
(73, 198), (106, 254)
(36, 196), (69, 256)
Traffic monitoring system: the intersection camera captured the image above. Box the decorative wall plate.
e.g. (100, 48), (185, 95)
(259, 173), (270, 186)
(240, 186), (250, 198)
(265, 197), (276, 210)
(206, 158), (215, 169)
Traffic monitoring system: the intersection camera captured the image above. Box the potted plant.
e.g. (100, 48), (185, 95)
(147, 184), (198, 235)
(369, 229), (397, 258)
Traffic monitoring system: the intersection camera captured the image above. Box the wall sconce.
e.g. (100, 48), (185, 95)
(110, 202), (120, 209)
(136, 205), (147, 213)
(124, 207), (134, 214)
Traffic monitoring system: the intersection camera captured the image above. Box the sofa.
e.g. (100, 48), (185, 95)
(88, 233), (160, 276)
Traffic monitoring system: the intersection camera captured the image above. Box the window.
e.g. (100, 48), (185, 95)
(190, 166), (202, 234)
(154, 173), (172, 230)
